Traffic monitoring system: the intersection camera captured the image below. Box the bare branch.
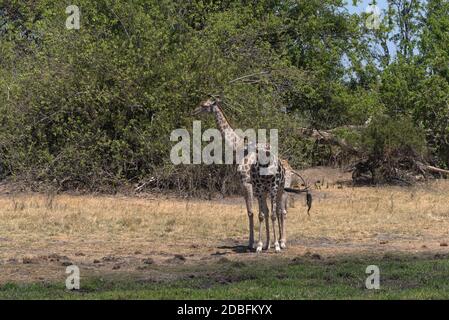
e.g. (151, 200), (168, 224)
(416, 162), (449, 175)
(296, 128), (360, 155)
(228, 71), (270, 84)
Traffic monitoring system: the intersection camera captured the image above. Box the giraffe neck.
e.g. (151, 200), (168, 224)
(212, 105), (243, 149)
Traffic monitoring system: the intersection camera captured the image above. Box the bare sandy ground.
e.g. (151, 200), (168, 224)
(1, 171), (449, 284)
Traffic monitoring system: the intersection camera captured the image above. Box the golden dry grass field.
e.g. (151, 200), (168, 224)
(1, 177), (449, 287)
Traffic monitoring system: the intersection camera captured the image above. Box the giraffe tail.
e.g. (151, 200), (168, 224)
(283, 188), (313, 215)
(284, 187), (307, 194)
(306, 192), (312, 215)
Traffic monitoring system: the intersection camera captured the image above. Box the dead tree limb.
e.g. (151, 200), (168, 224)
(296, 126), (449, 182)
(416, 161), (449, 176)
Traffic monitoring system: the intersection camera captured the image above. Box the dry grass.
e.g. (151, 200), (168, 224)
(1, 180), (449, 283)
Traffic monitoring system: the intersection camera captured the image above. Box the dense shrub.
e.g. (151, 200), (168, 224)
(355, 116), (427, 184)
(0, 0), (448, 193)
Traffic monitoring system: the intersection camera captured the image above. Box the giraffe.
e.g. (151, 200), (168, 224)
(192, 96), (293, 252)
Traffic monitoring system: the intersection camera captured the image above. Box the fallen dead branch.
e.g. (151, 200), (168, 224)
(296, 126), (449, 184)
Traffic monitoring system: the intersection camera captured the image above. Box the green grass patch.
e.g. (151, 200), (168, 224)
(1, 253), (449, 299)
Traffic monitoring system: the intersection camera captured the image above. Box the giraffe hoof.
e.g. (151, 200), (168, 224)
(280, 242), (287, 249)
(274, 242), (281, 253)
(256, 246), (263, 253)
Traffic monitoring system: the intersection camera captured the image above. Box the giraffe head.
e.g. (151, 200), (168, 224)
(191, 96), (221, 116)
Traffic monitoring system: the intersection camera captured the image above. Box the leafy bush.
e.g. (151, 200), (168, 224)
(0, 0), (448, 193)
(356, 115), (427, 183)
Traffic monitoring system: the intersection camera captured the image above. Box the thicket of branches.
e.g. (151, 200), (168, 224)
(0, 0), (448, 194)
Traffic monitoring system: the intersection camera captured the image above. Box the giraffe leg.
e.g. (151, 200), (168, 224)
(277, 208), (284, 249)
(261, 195), (270, 250)
(242, 181), (255, 250)
(270, 195), (280, 253)
(280, 208), (287, 249)
(256, 212), (264, 253)
(277, 214), (282, 243)
(256, 195), (268, 253)
(264, 210), (270, 250)
(281, 192), (288, 219)
(278, 192), (288, 249)
(279, 193), (287, 244)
